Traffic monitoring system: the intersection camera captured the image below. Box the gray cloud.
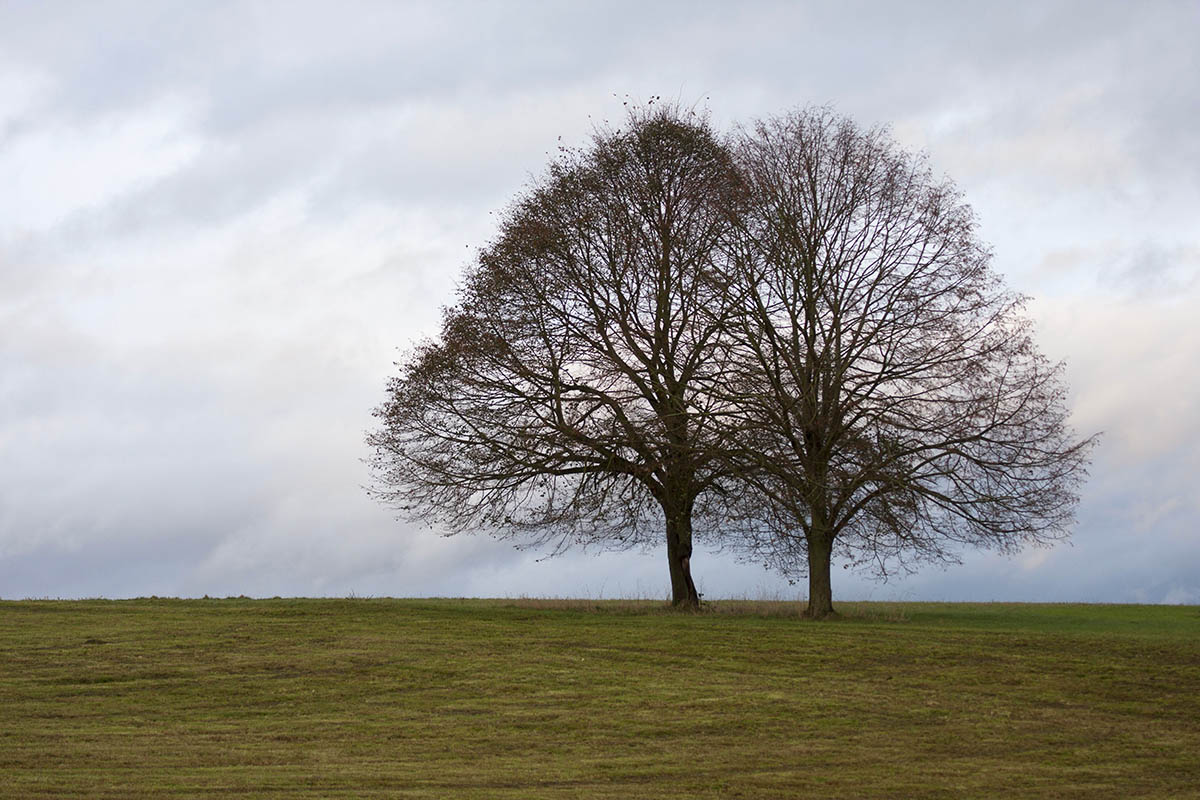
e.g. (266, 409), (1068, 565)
(1, 1), (1197, 602)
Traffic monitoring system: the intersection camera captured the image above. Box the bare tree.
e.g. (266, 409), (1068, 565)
(367, 106), (746, 607)
(724, 108), (1096, 618)
(370, 104), (1095, 615)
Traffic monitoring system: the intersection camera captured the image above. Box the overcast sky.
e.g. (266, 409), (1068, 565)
(2, 0), (1197, 603)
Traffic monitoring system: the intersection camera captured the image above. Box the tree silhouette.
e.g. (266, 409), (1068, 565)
(369, 105), (1094, 615)
(724, 108), (1095, 617)
(368, 106), (746, 607)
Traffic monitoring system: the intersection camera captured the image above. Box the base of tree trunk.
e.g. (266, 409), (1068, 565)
(801, 605), (838, 620)
(671, 603), (701, 612)
(666, 525), (700, 609)
(679, 556), (700, 608)
(671, 595), (701, 611)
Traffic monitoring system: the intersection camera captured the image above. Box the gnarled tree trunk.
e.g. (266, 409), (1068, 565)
(665, 508), (700, 609)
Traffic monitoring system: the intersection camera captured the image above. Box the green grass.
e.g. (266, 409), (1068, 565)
(1, 598), (1198, 798)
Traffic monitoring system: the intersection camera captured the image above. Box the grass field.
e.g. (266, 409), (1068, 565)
(1, 598), (1198, 798)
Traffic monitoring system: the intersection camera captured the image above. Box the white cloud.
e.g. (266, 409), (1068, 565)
(0, 99), (201, 232)
(1032, 288), (1200, 463)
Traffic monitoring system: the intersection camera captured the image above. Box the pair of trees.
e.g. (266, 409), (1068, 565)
(367, 105), (1093, 617)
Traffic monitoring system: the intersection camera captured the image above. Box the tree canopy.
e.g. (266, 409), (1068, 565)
(368, 107), (748, 607)
(723, 109), (1095, 616)
(368, 104), (1094, 614)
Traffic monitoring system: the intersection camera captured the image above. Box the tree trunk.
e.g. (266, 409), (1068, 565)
(804, 532), (835, 619)
(665, 510), (700, 609)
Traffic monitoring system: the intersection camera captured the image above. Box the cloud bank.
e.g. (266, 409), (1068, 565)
(2, 1), (1197, 602)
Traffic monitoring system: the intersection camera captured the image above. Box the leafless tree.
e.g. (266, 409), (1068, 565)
(724, 108), (1096, 618)
(367, 106), (747, 607)
(369, 104), (1095, 616)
